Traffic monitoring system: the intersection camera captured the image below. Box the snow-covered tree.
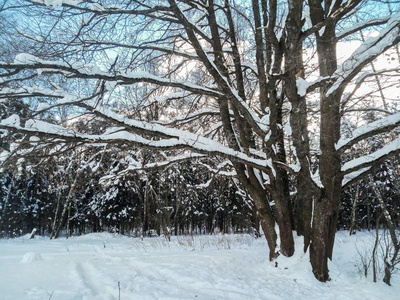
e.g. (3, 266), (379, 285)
(0, 0), (400, 281)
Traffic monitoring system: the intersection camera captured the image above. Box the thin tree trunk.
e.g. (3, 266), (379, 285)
(372, 181), (400, 285)
(52, 176), (78, 239)
(349, 184), (360, 235)
(372, 212), (382, 283)
(66, 202), (71, 239)
(367, 204), (371, 231)
(0, 175), (14, 235)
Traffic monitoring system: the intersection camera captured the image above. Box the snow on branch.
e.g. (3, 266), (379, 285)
(198, 160), (237, 177)
(0, 110), (274, 172)
(341, 166), (371, 188)
(86, 105), (271, 172)
(30, 0), (171, 17)
(0, 85), (218, 128)
(105, 153), (207, 180)
(341, 135), (400, 174)
(326, 12), (400, 97)
(0, 88), (238, 171)
(0, 54), (222, 98)
(69, 41), (200, 60)
(336, 111), (400, 151)
(296, 76), (332, 97)
(156, 108), (226, 126)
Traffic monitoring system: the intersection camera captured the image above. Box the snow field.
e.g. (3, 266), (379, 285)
(0, 231), (398, 300)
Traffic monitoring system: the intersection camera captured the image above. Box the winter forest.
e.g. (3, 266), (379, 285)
(0, 0), (400, 298)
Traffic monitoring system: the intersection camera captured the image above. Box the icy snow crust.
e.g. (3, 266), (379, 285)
(0, 232), (398, 299)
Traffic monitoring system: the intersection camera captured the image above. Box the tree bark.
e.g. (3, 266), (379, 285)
(308, 3), (344, 281)
(238, 169), (279, 260)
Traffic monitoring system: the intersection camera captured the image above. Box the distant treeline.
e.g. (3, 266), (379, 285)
(1, 156), (399, 239)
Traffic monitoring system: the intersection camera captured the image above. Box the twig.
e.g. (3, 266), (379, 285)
(118, 281), (121, 300)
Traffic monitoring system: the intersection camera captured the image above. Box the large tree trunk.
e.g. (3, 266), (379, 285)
(310, 192), (338, 281)
(283, 0), (315, 254)
(307, 3), (344, 280)
(310, 93), (343, 281)
(310, 61), (343, 283)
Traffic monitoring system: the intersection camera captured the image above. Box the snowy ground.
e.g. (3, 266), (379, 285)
(0, 231), (398, 300)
